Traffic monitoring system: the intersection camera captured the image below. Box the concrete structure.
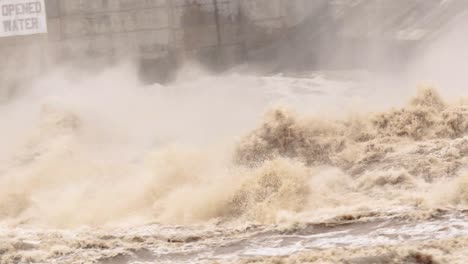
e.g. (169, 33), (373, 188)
(0, 0), (304, 87)
(0, 0), (466, 91)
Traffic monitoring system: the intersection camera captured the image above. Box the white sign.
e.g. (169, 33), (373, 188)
(0, 0), (47, 37)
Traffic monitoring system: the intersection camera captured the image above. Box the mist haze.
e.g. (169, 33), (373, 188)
(0, 1), (467, 263)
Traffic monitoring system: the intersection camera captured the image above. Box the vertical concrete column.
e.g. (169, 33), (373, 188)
(213, 0), (222, 46)
(57, 0), (63, 41)
(237, 0), (248, 61)
(166, 0), (175, 48)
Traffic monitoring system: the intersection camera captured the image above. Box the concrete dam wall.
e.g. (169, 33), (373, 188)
(0, 0), (467, 89)
(1, 0), (301, 86)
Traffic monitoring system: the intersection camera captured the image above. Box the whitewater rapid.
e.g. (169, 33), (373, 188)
(0, 68), (467, 263)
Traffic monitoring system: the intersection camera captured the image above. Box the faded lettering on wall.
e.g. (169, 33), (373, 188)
(0, 0), (47, 37)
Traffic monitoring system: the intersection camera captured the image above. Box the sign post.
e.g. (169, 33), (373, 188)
(0, 0), (47, 37)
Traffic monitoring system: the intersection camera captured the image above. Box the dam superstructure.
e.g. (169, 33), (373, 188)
(0, 0), (466, 91)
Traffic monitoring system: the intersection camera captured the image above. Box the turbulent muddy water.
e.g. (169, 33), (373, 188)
(0, 69), (467, 264)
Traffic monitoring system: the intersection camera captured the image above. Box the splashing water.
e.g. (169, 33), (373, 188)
(0, 66), (467, 264)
